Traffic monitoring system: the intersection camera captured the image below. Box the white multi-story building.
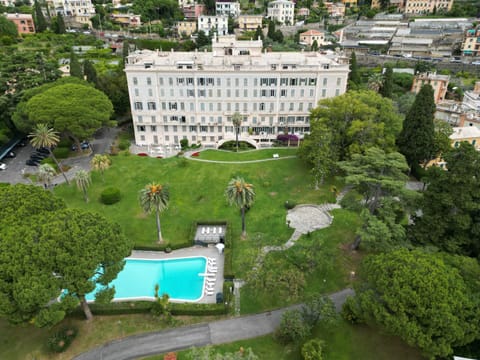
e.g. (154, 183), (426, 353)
(198, 15), (228, 36)
(267, 0), (294, 25)
(51, 0), (96, 26)
(216, 0), (240, 17)
(125, 36), (349, 148)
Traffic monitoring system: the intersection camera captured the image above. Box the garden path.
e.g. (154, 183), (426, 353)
(73, 288), (354, 360)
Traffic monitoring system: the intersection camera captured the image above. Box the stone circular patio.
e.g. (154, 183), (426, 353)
(286, 204), (339, 234)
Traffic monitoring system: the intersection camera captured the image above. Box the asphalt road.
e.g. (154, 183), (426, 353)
(73, 289), (354, 360)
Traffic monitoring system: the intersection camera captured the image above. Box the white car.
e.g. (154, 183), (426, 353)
(0, 162), (6, 170)
(471, 61), (480, 66)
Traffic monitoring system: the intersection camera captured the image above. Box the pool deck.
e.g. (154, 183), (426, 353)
(129, 246), (225, 304)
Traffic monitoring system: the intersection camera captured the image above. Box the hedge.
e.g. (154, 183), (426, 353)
(52, 147), (70, 159)
(134, 241), (192, 252)
(77, 300), (229, 316)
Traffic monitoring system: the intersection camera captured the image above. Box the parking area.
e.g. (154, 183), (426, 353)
(0, 142), (38, 185)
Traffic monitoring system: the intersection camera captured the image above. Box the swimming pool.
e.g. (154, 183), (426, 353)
(85, 257), (207, 302)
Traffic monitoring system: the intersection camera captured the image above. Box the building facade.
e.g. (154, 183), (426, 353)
(215, 0), (240, 17)
(237, 15), (263, 31)
(177, 20), (197, 37)
(51, 0), (96, 26)
(110, 13), (141, 28)
(198, 15), (228, 36)
(411, 72), (449, 104)
(125, 36), (349, 148)
(182, 3), (205, 19)
(462, 27), (480, 56)
(299, 30), (328, 47)
(404, 0), (453, 14)
(6, 13), (35, 34)
(267, 0), (294, 25)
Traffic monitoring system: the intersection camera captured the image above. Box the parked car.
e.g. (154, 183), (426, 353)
(30, 154), (46, 162)
(472, 61), (480, 65)
(31, 151), (48, 159)
(71, 141), (90, 151)
(36, 147), (50, 155)
(0, 162), (6, 170)
(25, 159), (40, 166)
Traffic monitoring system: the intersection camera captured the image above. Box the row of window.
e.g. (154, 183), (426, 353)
(132, 76), (341, 87)
(138, 128), (310, 144)
(136, 125), (310, 134)
(136, 115), (309, 125)
(134, 87), (329, 98)
(134, 100), (318, 112)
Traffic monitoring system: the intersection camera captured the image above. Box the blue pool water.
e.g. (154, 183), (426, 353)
(85, 257), (207, 302)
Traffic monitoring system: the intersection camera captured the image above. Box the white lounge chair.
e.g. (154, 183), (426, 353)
(206, 285), (215, 291)
(218, 227), (222, 234)
(208, 259), (216, 265)
(201, 227), (205, 235)
(206, 279), (216, 284)
(208, 257), (216, 263)
(208, 265), (218, 271)
(206, 291), (214, 296)
(213, 227), (216, 234)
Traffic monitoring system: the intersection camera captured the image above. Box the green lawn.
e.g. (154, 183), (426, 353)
(4, 151), (426, 359)
(143, 320), (423, 360)
(195, 148), (298, 161)
(53, 153), (338, 278)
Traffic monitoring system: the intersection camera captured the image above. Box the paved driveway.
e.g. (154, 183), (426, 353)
(74, 289), (353, 360)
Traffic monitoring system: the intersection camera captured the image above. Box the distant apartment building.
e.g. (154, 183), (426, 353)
(178, 0), (194, 7)
(404, 0), (453, 14)
(183, 3), (206, 19)
(198, 15), (228, 36)
(6, 13), (35, 34)
(0, 0), (22, 6)
(462, 27), (480, 56)
(124, 35), (349, 148)
(341, 0), (357, 7)
(299, 30), (328, 47)
(267, 0), (295, 25)
(215, 0), (240, 17)
(110, 13), (141, 28)
(51, 0), (96, 27)
(450, 126), (480, 150)
(237, 15), (263, 31)
(324, 2), (346, 18)
(411, 72), (449, 104)
(297, 8), (310, 17)
(462, 81), (480, 112)
(177, 21), (197, 37)
(371, 0), (405, 10)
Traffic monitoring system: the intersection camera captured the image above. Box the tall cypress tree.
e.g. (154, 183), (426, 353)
(34, 0), (47, 32)
(348, 51), (361, 88)
(396, 84), (436, 169)
(83, 60), (98, 86)
(267, 20), (275, 40)
(56, 13), (66, 34)
(380, 66), (393, 98)
(69, 51), (83, 79)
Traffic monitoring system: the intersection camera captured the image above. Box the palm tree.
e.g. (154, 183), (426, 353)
(29, 124), (70, 184)
(90, 154), (111, 182)
(367, 73), (384, 92)
(232, 112), (242, 152)
(225, 177), (255, 238)
(74, 169), (91, 202)
(37, 163), (56, 191)
(139, 183), (170, 243)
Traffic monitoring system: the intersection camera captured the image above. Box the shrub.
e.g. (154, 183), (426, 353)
(58, 138), (72, 148)
(53, 147), (70, 159)
(180, 138), (189, 150)
(118, 138), (130, 150)
(100, 187), (121, 205)
(275, 309), (311, 344)
(284, 200), (296, 210)
(47, 327), (78, 353)
(339, 192), (363, 212)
